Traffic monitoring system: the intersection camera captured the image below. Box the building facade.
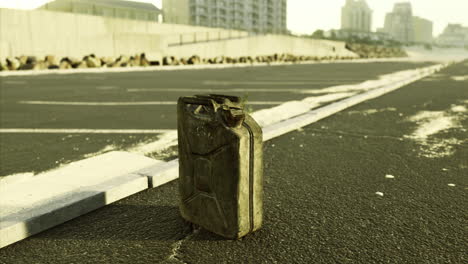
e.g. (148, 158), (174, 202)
(162, 0), (287, 34)
(341, 0), (372, 32)
(39, 0), (162, 22)
(437, 24), (468, 47)
(412, 16), (433, 43)
(383, 2), (414, 43)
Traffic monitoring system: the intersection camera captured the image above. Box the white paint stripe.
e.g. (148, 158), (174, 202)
(203, 80), (350, 85)
(96, 86), (118, 90)
(127, 88), (308, 93)
(3, 80), (27, 85)
(451, 75), (468, 81)
(0, 128), (173, 134)
(252, 92), (356, 127)
(18, 101), (284, 106)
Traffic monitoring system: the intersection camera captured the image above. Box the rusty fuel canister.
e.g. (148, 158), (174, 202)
(177, 94), (263, 239)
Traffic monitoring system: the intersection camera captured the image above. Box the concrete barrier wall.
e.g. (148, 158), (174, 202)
(0, 8), (246, 60)
(166, 35), (358, 58)
(0, 8), (356, 61)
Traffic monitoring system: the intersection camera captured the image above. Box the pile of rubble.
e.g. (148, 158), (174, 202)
(345, 43), (407, 58)
(0, 53), (362, 72)
(0, 54), (155, 71)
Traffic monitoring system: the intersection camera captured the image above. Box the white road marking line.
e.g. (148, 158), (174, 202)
(18, 100), (284, 106)
(451, 75), (468, 81)
(3, 80), (27, 85)
(203, 80), (350, 85)
(0, 128), (173, 134)
(84, 76), (106, 80)
(127, 88), (307, 93)
(96, 86), (119, 90)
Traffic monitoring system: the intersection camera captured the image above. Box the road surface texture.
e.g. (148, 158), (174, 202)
(1, 61), (466, 263)
(0, 61), (435, 176)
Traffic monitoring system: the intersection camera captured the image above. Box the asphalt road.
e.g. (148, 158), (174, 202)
(0, 61), (466, 263)
(0, 61), (435, 176)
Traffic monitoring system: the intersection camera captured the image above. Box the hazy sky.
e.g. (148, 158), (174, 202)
(1, 0), (467, 36)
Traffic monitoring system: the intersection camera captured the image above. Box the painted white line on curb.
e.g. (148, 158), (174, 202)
(18, 101), (285, 106)
(137, 159), (180, 188)
(262, 64), (445, 140)
(252, 92), (356, 127)
(0, 172), (35, 188)
(0, 63), (448, 249)
(0, 151), (161, 249)
(0, 128), (174, 134)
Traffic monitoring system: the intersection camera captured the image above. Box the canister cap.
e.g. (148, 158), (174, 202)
(195, 94), (245, 127)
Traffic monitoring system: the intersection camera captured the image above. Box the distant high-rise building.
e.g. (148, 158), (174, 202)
(437, 24), (468, 47)
(384, 2), (414, 43)
(162, 0), (287, 34)
(412, 16), (433, 43)
(341, 0), (372, 32)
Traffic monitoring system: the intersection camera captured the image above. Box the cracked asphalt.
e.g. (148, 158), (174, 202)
(1, 61), (467, 263)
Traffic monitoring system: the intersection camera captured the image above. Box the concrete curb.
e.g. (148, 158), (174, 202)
(0, 63), (448, 249)
(0, 151), (159, 248)
(137, 159), (179, 188)
(262, 64), (446, 140)
(0, 57), (412, 77)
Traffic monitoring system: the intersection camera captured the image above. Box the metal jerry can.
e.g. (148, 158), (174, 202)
(177, 94), (263, 239)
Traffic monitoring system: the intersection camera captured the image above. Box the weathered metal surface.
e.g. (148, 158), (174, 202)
(177, 94), (263, 239)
